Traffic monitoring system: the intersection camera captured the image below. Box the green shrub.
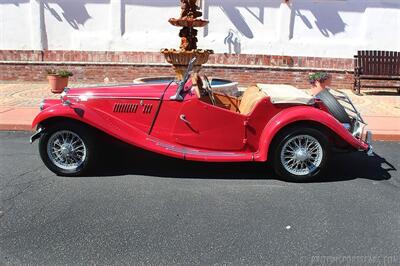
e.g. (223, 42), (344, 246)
(58, 70), (73, 78)
(46, 69), (73, 77)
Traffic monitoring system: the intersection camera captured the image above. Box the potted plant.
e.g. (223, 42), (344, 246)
(46, 69), (73, 93)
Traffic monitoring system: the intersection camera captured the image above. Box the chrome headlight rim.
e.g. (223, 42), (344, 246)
(39, 99), (46, 111)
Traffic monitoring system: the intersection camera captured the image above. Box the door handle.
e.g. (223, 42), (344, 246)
(180, 114), (191, 125)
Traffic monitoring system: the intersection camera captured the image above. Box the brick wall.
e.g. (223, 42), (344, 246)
(204, 67), (354, 89)
(0, 50), (355, 89)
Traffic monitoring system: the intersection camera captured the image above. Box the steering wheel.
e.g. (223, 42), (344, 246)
(203, 75), (217, 106)
(191, 74), (203, 99)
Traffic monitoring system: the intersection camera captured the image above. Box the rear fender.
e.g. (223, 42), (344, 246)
(255, 106), (369, 161)
(31, 103), (184, 160)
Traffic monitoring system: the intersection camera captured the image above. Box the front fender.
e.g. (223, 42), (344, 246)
(31, 103), (184, 160)
(32, 103), (147, 143)
(33, 103), (119, 131)
(255, 106), (369, 161)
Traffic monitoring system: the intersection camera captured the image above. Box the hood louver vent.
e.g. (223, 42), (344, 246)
(143, 104), (153, 114)
(113, 103), (138, 113)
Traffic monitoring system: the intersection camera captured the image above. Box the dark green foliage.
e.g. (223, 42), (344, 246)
(46, 69), (73, 77)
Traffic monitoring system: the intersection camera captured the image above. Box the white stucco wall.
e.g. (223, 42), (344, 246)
(0, 0), (399, 58)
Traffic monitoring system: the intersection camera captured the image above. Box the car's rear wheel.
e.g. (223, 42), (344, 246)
(272, 127), (330, 182)
(39, 121), (96, 176)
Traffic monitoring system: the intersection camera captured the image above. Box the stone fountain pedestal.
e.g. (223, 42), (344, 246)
(162, 1), (213, 80)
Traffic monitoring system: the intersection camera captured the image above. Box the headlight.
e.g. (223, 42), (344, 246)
(60, 87), (70, 102)
(39, 99), (45, 111)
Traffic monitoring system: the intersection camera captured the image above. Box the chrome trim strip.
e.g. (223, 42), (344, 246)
(68, 82), (176, 89)
(67, 95), (161, 101)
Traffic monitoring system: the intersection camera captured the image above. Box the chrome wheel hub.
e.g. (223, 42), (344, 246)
(60, 144), (73, 156)
(280, 135), (323, 176)
(294, 148), (308, 162)
(47, 130), (87, 170)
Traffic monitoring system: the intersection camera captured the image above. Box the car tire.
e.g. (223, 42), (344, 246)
(316, 89), (351, 124)
(271, 126), (330, 182)
(39, 121), (97, 176)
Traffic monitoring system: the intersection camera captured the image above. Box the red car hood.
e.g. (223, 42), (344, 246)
(66, 83), (177, 99)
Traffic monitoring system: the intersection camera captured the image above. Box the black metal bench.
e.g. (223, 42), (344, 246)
(354, 50), (400, 95)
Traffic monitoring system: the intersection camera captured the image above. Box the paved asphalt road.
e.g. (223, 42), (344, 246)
(0, 132), (399, 265)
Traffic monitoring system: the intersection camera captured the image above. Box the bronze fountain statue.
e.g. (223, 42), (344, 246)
(180, 0), (203, 19)
(161, 0), (213, 80)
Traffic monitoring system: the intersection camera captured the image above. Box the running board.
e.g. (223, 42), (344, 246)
(146, 137), (253, 162)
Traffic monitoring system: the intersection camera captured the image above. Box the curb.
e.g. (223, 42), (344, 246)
(0, 124), (34, 132)
(369, 132), (400, 142)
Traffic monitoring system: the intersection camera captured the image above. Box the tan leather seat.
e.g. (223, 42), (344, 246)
(239, 86), (266, 115)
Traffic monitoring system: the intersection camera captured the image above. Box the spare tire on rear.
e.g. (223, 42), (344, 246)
(315, 89), (351, 124)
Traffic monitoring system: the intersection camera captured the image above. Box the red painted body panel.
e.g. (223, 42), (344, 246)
(242, 98), (288, 152)
(32, 81), (369, 163)
(67, 83), (178, 99)
(172, 98), (246, 150)
(32, 102), (253, 162)
(254, 106), (369, 161)
(41, 99), (62, 110)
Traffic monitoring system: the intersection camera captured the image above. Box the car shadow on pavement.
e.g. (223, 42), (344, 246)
(90, 141), (396, 183)
(320, 151), (395, 183)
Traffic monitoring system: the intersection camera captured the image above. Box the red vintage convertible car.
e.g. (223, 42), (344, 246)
(31, 60), (372, 181)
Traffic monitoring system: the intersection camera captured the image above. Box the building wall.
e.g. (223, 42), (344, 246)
(1, 0), (399, 58)
(0, 0), (399, 88)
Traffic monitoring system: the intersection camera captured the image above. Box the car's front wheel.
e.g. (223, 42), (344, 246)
(272, 127), (330, 182)
(39, 122), (96, 176)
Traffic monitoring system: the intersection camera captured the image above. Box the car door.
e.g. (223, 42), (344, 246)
(172, 98), (246, 151)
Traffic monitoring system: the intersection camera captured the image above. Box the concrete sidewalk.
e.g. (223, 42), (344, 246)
(0, 83), (399, 141)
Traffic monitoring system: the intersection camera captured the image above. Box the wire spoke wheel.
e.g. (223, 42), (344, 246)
(46, 130), (87, 171)
(280, 134), (323, 176)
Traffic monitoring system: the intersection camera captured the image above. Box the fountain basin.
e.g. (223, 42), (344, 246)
(161, 49), (213, 66)
(133, 76), (239, 95)
(168, 18), (209, 28)
(161, 49), (214, 80)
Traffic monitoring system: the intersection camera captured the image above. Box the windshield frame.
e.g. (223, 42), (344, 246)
(169, 58), (197, 101)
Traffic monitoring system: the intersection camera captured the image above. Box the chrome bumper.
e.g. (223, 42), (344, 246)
(330, 89), (374, 156)
(330, 89), (366, 137)
(365, 130), (374, 156)
(30, 127), (44, 144)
